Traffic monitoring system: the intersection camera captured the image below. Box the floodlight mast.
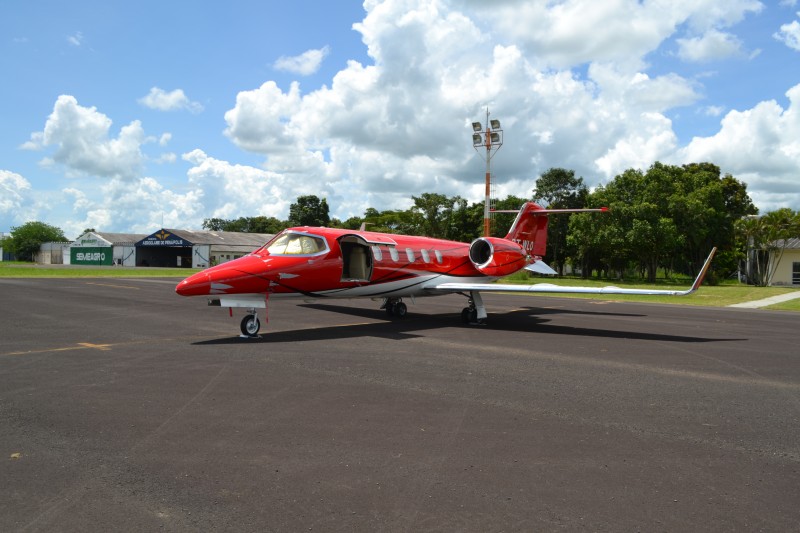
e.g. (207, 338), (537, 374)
(471, 108), (503, 236)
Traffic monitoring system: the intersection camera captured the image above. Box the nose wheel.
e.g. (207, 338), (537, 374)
(240, 314), (261, 337)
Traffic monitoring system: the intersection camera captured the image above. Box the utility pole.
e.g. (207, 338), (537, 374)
(471, 109), (503, 237)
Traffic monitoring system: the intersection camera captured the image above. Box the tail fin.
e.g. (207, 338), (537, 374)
(500, 202), (608, 257)
(503, 202), (549, 256)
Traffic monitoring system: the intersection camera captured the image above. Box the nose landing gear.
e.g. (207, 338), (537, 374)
(240, 309), (261, 337)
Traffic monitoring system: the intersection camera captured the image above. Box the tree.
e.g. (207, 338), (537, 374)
(569, 162), (757, 282)
(288, 195), (330, 227)
(202, 218), (229, 231)
(532, 168), (588, 274)
(242, 216), (286, 233)
(6, 221), (67, 261)
(410, 193), (477, 239)
(492, 195), (529, 238)
(362, 208), (417, 234)
(202, 216), (287, 233)
(669, 163), (756, 278)
(450, 199), (483, 242)
(333, 216), (365, 230)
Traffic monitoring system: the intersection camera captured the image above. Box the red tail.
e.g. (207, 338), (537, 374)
(503, 203), (549, 256)
(501, 203), (608, 257)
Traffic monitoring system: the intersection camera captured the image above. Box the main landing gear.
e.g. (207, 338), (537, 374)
(240, 308), (261, 337)
(460, 292), (487, 326)
(382, 297), (408, 318)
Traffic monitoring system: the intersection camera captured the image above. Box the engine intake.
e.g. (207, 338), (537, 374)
(469, 237), (528, 277)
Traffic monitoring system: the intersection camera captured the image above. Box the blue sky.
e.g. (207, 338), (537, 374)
(2, 0), (799, 237)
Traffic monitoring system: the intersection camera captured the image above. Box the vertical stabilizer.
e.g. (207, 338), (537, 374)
(503, 203), (549, 256)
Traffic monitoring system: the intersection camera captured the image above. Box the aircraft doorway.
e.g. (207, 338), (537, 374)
(339, 236), (373, 282)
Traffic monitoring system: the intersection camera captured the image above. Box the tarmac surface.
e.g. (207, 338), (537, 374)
(1, 277), (799, 531)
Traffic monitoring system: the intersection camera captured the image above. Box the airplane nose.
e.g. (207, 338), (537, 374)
(175, 271), (211, 296)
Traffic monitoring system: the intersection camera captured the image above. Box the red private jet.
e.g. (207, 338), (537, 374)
(176, 202), (716, 337)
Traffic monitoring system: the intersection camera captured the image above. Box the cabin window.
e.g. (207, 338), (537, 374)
(434, 250), (443, 264)
(371, 245), (383, 261)
(420, 249), (430, 263)
(406, 248), (415, 262)
(389, 247), (399, 261)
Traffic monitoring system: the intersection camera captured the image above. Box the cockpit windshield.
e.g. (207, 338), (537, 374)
(260, 231), (328, 256)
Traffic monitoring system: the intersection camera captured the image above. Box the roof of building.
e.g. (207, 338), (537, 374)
(95, 232), (148, 244)
(163, 229), (273, 247)
(775, 238), (800, 249)
(73, 231), (147, 246)
(73, 229), (275, 248)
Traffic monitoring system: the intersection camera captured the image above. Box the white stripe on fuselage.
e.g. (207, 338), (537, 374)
(303, 274), (494, 299)
(205, 274), (495, 307)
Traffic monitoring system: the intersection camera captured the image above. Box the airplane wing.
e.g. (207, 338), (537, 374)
(426, 247), (717, 298)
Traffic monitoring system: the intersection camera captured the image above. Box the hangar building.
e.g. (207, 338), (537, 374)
(135, 229), (273, 268)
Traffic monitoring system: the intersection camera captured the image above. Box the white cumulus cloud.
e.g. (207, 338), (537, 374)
(138, 87), (204, 113)
(677, 29), (746, 62)
(775, 17), (800, 51)
(274, 46), (331, 75)
(32, 95), (145, 181)
(67, 31), (84, 47)
(679, 83), (800, 210)
(0, 170), (32, 215)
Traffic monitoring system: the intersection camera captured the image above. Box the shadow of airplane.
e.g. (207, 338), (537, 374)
(192, 302), (745, 346)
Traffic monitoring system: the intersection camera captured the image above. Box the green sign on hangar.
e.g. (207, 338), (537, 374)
(70, 237), (113, 266)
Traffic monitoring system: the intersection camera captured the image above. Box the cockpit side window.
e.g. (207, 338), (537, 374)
(265, 232), (327, 256)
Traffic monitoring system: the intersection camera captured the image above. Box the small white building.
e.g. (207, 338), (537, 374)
(36, 242), (72, 264)
(769, 238), (800, 286)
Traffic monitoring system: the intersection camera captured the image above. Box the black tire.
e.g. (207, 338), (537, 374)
(461, 307), (471, 323)
(393, 302), (408, 318)
(240, 314), (260, 336)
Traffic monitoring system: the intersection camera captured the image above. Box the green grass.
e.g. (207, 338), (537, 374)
(765, 298), (800, 312)
(0, 262), (200, 278)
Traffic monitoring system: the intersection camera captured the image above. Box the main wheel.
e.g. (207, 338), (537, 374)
(461, 307), (477, 324)
(240, 314), (261, 336)
(392, 301), (408, 318)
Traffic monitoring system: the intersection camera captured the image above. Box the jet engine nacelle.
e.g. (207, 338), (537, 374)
(469, 237), (529, 277)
